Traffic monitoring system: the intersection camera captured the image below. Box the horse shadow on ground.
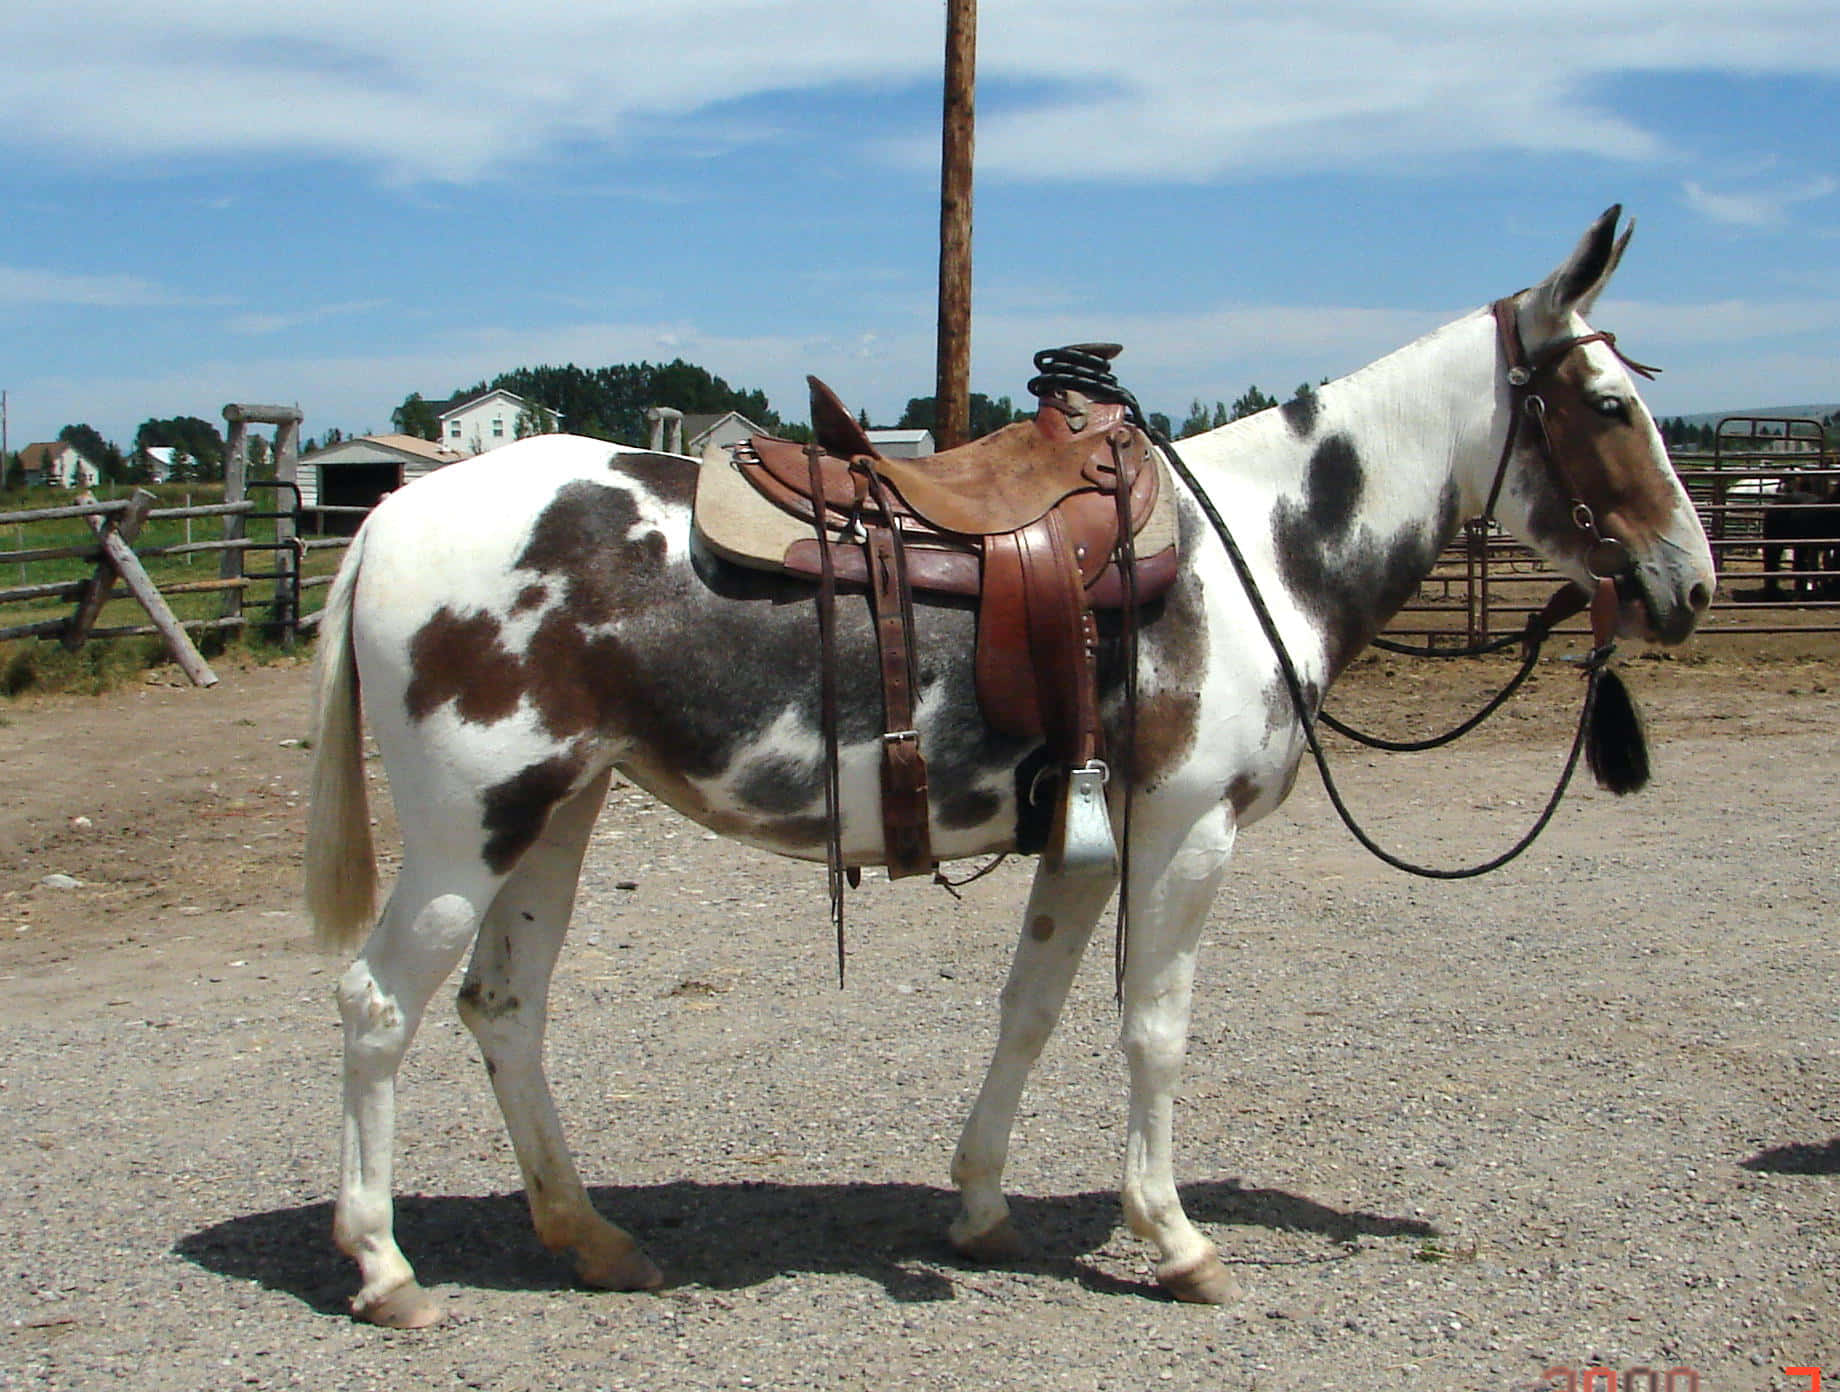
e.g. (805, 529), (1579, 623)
(1742, 1136), (1840, 1176)
(174, 1177), (1437, 1316)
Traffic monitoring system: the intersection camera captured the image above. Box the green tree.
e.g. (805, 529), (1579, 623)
(1178, 399), (1216, 437)
(57, 423), (123, 482)
(515, 401), (559, 439)
(470, 360), (783, 447)
(136, 416), (225, 479)
(895, 393), (1026, 438)
(1230, 385), (1278, 421)
(391, 392), (441, 441)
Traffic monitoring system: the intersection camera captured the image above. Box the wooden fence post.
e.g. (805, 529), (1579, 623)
(65, 491), (152, 651)
(74, 489), (219, 686)
(273, 415), (300, 647)
(221, 418), (249, 628)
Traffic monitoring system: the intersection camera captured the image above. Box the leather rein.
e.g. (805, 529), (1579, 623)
(1138, 296), (1664, 880)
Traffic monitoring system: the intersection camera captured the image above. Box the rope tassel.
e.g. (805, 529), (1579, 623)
(1581, 577), (1649, 796)
(1585, 663), (1650, 795)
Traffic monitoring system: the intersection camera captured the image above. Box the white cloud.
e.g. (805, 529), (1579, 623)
(0, 265), (218, 309)
(1683, 176), (1838, 229)
(2, 2), (1836, 184)
(226, 300), (390, 336)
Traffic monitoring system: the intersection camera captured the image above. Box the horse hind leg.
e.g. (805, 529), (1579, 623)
(455, 769), (663, 1294)
(334, 859), (501, 1328)
(949, 864), (1113, 1260)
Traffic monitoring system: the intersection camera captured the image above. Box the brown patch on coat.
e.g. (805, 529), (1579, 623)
(516, 480), (670, 629)
(481, 750), (587, 873)
(1225, 773), (1262, 817)
(522, 610), (626, 740)
(406, 607), (526, 725)
(1124, 499), (1210, 790)
(404, 480), (676, 737)
(1130, 688), (1201, 791)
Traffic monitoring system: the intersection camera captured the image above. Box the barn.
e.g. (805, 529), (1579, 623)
(301, 433), (464, 533)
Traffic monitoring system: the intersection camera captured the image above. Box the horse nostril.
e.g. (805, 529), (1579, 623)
(1688, 581), (1712, 612)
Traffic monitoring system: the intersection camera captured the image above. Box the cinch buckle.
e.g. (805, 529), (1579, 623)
(883, 729), (920, 745)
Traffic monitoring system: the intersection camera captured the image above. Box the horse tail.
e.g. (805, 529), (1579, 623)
(304, 521), (377, 954)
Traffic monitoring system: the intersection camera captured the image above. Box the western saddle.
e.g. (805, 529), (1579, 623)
(693, 345), (1179, 883)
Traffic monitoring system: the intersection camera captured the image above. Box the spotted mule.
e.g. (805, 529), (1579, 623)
(305, 206), (1715, 1324)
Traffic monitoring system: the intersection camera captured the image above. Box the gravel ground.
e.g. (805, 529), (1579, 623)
(3, 644), (1839, 1391)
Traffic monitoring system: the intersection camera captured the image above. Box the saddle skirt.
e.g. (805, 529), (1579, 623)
(691, 370), (1181, 878)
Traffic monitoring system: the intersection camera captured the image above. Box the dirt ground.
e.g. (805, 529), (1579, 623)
(4, 633), (1840, 1391)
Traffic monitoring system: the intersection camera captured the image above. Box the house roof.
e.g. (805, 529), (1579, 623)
(19, 441), (89, 469)
(682, 410), (767, 443)
(365, 432), (465, 463)
(310, 433), (467, 467)
(438, 387), (532, 420)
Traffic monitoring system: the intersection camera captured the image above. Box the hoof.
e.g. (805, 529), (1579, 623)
(949, 1216), (1027, 1263)
(1157, 1252), (1242, 1305)
(356, 1279), (444, 1329)
(576, 1241), (665, 1292)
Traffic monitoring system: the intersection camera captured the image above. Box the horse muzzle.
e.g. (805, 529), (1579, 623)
(1618, 537), (1717, 646)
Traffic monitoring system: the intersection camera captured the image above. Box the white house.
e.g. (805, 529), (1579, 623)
(437, 389), (558, 455)
(304, 433), (465, 531)
(127, 445), (179, 483)
(18, 441), (100, 489)
(682, 411), (769, 457)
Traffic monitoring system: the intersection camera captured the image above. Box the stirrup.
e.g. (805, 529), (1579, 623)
(1047, 760), (1119, 877)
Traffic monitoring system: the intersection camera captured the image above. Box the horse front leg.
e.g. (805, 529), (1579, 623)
(949, 863), (1115, 1260)
(1119, 803), (1241, 1304)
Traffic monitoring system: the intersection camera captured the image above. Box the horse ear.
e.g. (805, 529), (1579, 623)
(1524, 205), (1627, 336)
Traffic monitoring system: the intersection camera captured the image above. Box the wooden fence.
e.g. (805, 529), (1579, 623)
(0, 485), (352, 687)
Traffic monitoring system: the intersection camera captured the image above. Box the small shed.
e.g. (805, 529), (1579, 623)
(867, 429), (935, 459)
(304, 433), (464, 532)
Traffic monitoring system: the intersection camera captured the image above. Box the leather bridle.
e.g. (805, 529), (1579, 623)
(1484, 296), (1662, 616)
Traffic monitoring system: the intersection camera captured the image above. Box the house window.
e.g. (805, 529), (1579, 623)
(449, 423), (461, 439)
(492, 417), (505, 437)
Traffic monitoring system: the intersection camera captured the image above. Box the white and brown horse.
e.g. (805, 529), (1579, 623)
(305, 207), (1714, 1325)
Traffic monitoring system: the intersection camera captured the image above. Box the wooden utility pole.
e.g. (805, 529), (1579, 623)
(935, 0), (976, 450)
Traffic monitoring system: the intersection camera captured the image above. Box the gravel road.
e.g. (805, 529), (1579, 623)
(3, 645), (1838, 1391)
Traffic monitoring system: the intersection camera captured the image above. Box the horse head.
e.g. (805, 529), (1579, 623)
(1492, 206), (1716, 645)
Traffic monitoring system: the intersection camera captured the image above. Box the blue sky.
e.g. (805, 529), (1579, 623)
(2, 1), (1836, 451)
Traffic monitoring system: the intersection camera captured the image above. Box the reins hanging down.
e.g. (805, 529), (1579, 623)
(1041, 332), (1654, 884)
